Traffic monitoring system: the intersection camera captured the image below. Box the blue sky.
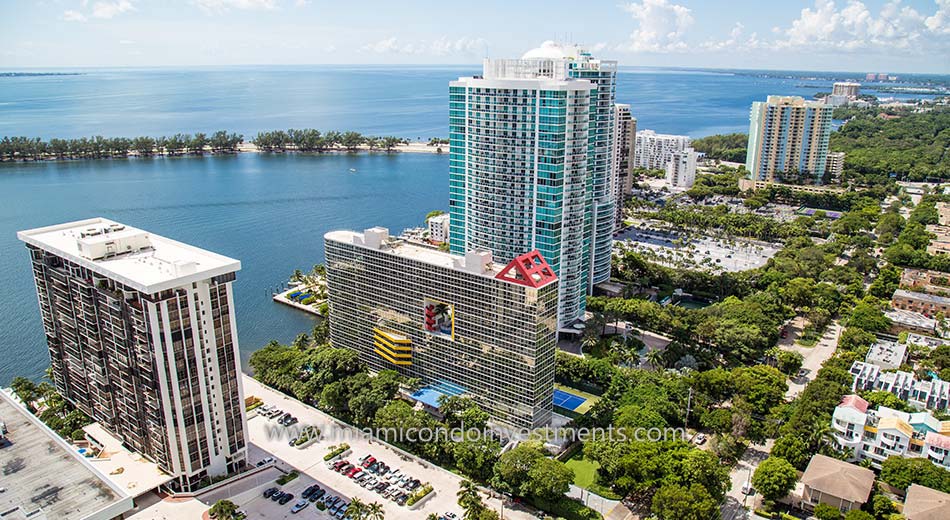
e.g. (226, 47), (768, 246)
(2, 0), (949, 73)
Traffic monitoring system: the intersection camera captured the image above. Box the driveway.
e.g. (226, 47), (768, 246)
(721, 440), (773, 520)
(781, 320), (840, 399)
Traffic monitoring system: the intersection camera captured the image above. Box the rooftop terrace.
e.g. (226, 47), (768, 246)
(17, 217), (240, 294)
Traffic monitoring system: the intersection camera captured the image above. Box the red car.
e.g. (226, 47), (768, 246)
(347, 467), (362, 478)
(332, 460), (348, 471)
(361, 456), (376, 468)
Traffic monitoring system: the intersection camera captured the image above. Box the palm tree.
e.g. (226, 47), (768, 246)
(645, 348), (665, 371)
(581, 332), (599, 353)
(365, 502), (385, 520)
(457, 479), (482, 511)
(345, 497), (366, 519)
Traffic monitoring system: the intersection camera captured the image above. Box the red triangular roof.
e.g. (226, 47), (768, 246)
(495, 250), (557, 288)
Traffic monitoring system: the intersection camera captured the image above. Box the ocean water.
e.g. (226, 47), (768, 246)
(0, 65), (943, 384)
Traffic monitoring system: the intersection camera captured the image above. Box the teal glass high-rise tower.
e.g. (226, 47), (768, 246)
(448, 42), (618, 329)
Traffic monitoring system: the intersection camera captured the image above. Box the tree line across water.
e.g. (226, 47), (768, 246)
(250, 129), (409, 152)
(0, 128), (429, 161)
(0, 131), (244, 161)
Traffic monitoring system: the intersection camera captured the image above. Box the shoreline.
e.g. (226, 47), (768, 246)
(0, 140), (446, 164)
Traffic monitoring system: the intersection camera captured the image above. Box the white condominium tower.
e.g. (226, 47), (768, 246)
(666, 148), (699, 188)
(746, 95), (833, 183)
(634, 129), (691, 170)
(18, 218), (249, 491)
(448, 41), (618, 329)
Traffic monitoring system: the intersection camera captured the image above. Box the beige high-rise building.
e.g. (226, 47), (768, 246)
(611, 104), (636, 225)
(746, 95), (833, 183)
(18, 218), (248, 491)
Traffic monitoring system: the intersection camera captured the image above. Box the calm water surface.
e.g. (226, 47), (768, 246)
(0, 153), (447, 383)
(1, 65), (943, 383)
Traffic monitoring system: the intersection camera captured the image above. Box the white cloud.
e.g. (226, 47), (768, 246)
(613, 0), (950, 57)
(360, 36), (487, 56)
(294, 0), (311, 6)
(618, 0), (694, 53)
(91, 0), (135, 19)
(774, 0), (945, 52)
(195, 0), (277, 12)
(63, 10), (88, 22)
(119, 39), (136, 45)
(701, 22), (761, 51)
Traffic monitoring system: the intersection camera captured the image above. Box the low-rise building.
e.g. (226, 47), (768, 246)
(865, 339), (908, 369)
(904, 484), (950, 520)
(737, 178), (849, 195)
(885, 308), (938, 335)
(850, 361), (950, 412)
(901, 267), (950, 297)
(800, 454), (875, 513)
(938, 202), (950, 226)
(427, 213), (450, 244)
(832, 394), (950, 471)
(892, 288), (950, 318)
(926, 225), (950, 255)
(906, 333), (950, 350)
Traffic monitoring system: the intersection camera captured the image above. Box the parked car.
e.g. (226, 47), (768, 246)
(694, 433), (707, 445)
(335, 505), (349, 519)
(290, 499), (309, 514)
(257, 456), (275, 467)
(347, 467), (362, 478)
(396, 493), (408, 506)
(270, 490), (285, 502)
(278, 493), (294, 505)
(284, 416), (298, 426)
(263, 487), (278, 498)
(302, 485), (319, 499)
(308, 489), (326, 502)
(741, 481), (755, 495)
(361, 456), (376, 468)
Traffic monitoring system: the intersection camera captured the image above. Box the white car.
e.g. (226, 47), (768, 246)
(741, 481), (755, 495)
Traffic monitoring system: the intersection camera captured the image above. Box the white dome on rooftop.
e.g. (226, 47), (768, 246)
(522, 41), (574, 60)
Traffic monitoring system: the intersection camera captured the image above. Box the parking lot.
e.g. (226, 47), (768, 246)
(616, 223), (781, 272)
(239, 376), (483, 520)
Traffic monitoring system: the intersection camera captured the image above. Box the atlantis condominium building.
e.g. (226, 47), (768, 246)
(18, 218), (248, 491)
(448, 41), (617, 329)
(325, 227), (558, 429)
(746, 95), (833, 183)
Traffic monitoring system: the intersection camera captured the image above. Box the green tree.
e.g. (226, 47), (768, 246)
(843, 510), (873, 520)
(209, 499), (238, 520)
(752, 456), (798, 502)
(523, 457), (574, 501)
(771, 435), (810, 470)
(10, 376), (38, 411)
(651, 483), (720, 520)
(813, 503), (842, 520)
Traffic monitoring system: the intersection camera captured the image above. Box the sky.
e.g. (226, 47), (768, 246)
(2, 0), (949, 73)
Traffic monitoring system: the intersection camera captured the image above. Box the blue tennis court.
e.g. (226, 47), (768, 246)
(553, 388), (587, 411)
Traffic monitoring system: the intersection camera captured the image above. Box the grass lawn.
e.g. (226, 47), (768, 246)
(554, 383), (602, 415)
(565, 453), (622, 500)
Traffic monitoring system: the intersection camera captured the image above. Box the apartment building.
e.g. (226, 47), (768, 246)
(900, 267), (950, 296)
(17, 218), (248, 491)
(825, 151), (845, 181)
(832, 394), (950, 471)
(665, 148), (699, 188)
(832, 82), (861, 98)
(427, 213), (450, 244)
(892, 288), (950, 318)
(745, 95), (833, 183)
(325, 227), (558, 429)
(634, 129), (691, 170)
(850, 361), (950, 412)
(611, 104), (636, 225)
(448, 42), (617, 329)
